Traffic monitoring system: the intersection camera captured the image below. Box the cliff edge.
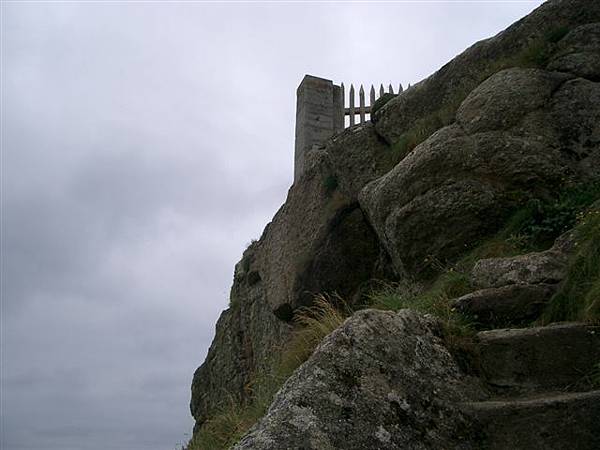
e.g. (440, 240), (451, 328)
(189, 1), (600, 448)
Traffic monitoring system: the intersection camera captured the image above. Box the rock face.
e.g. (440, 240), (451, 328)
(372, 0), (600, 144)
(451, 284), (557, 327)
(476, 323), (600, 391)
(191, 0), (600, 441)
(360, 65), (599, 275)
(233, 310), (483, 450)
(471, 232), (574, 289)
(548, 23), (600, 81)
(191, 124), (392, 427)
(190, 243), (292, 426)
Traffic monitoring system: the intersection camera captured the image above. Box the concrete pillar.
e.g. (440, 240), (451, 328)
(294, 75), (342, 183)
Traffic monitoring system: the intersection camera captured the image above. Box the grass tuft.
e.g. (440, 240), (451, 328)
(541, 206), (600, 324)
(367, 276), (474, 338)
(188, 294), (350, 450)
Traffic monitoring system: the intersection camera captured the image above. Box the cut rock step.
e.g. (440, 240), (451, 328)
(477, 322), (600, 391)
(461, 390), (600, 450)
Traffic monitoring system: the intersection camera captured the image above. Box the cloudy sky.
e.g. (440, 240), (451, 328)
(2, 1), (543, 449)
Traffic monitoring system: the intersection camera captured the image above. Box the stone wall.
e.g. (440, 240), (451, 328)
(294, 75), (343, 182)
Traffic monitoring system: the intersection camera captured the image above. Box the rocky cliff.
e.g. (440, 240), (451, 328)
(190, 1), (600, 448)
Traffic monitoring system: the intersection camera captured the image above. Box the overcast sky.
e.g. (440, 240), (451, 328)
(2, 1), (543, 449)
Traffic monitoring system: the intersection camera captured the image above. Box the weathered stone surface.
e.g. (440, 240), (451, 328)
(360, 62), (599, 276)
(191, 125), (392, 428)
(359, 120), (571, 275)
(191, 1), (600, 441)
(549, 78), (600, 178)
(190, 243), (292, 427)
(471, 233), (574, 289)
(548, 23), (600, 81)
(257, 125), (391, 318)
(451, 284), (557, 327)
(323, 122), (392, 199)
(477, 323), (600, 391)
(456, 69), (572, 135)
(372, 0), (600, 144)
(462, 390), (600, 450)
(234, 310), (484, 450)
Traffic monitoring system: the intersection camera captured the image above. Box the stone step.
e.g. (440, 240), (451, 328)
(477, 322), (600, 391)
(451, 283), (557, 328)
(461, 390), (600, 450)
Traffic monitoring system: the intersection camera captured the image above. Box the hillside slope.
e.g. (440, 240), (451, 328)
(189, 1), (600, 448)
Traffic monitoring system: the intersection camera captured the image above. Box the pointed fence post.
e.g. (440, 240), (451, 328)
(349, 84), (355, 126)
(359, 85), (366, 124)
(379, 84), (385, 97)
(370, 85), (376, 107)
(398, 83), (403, 93)
(339, 82), (346, 130)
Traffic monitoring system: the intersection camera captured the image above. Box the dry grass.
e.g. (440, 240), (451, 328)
(187, 294), (350, 450)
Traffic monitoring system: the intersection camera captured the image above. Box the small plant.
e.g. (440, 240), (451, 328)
(541, 205), (600, 323)
(324, 174), (338, 195)
(278, 294), (350, 377)
(367, 277), (474, 338)
(591, 362), (600, 388)
(189, 294), (350, 450)
(371, 92), (397, 116)
(514, 182), (600, 249)
(546, 26), (570, 44)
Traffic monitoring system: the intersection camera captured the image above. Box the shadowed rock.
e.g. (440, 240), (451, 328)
(477, 322), (600, 391)
(462, 391), (600, 450)
(233, 310), (484, 450)
(548, 22), (600, 81)
(451, 284), (557, 327)
(471, 233), (574, 289)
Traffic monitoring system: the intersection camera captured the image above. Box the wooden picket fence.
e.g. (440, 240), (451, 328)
(342, 83), (404, 127)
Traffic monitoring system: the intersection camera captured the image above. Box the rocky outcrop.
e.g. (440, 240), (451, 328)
(372, 0), (600, 144)
(360, 65), (599, 276)
(476, 322), (600, 392)
(190, 243), (292, 426)
(191, 0), (600, 441)
(449, 232), (574, 327)
(471, 233), (574, 289)
(233, 310), (483, 450)
(451, 284), (557, 327)
(232, 311), (600, 450)
(548, 23), (600, 81)
(191, 124), (392, 427)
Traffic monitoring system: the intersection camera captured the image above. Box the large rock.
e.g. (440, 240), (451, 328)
(462, 391), (600, 450)
(360, 66), (599, 276)
(548, 23), (600, 81)
(191, 124), (392, 428)
(476, 322), (600, 391)
(451, 284), (557, 328)
(471, 232), (574, 289)
(256, 124), (392, 319)
(190, 243), (292, 427)
(234, 309), (484, 450)
(456, 69), (572, 135)
(372, 0), (600, 145)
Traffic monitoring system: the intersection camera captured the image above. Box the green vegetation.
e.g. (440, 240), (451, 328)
(324, 174), (338, 195)
(541, 206), (600, 324)
(367, 276), (474, 338)
(388, 26), (572, 166)
(513, 182), (600, 249)
(188, 295), (349, 450)
(371, 92), (397, 116)
(191, 183), (600, 449)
